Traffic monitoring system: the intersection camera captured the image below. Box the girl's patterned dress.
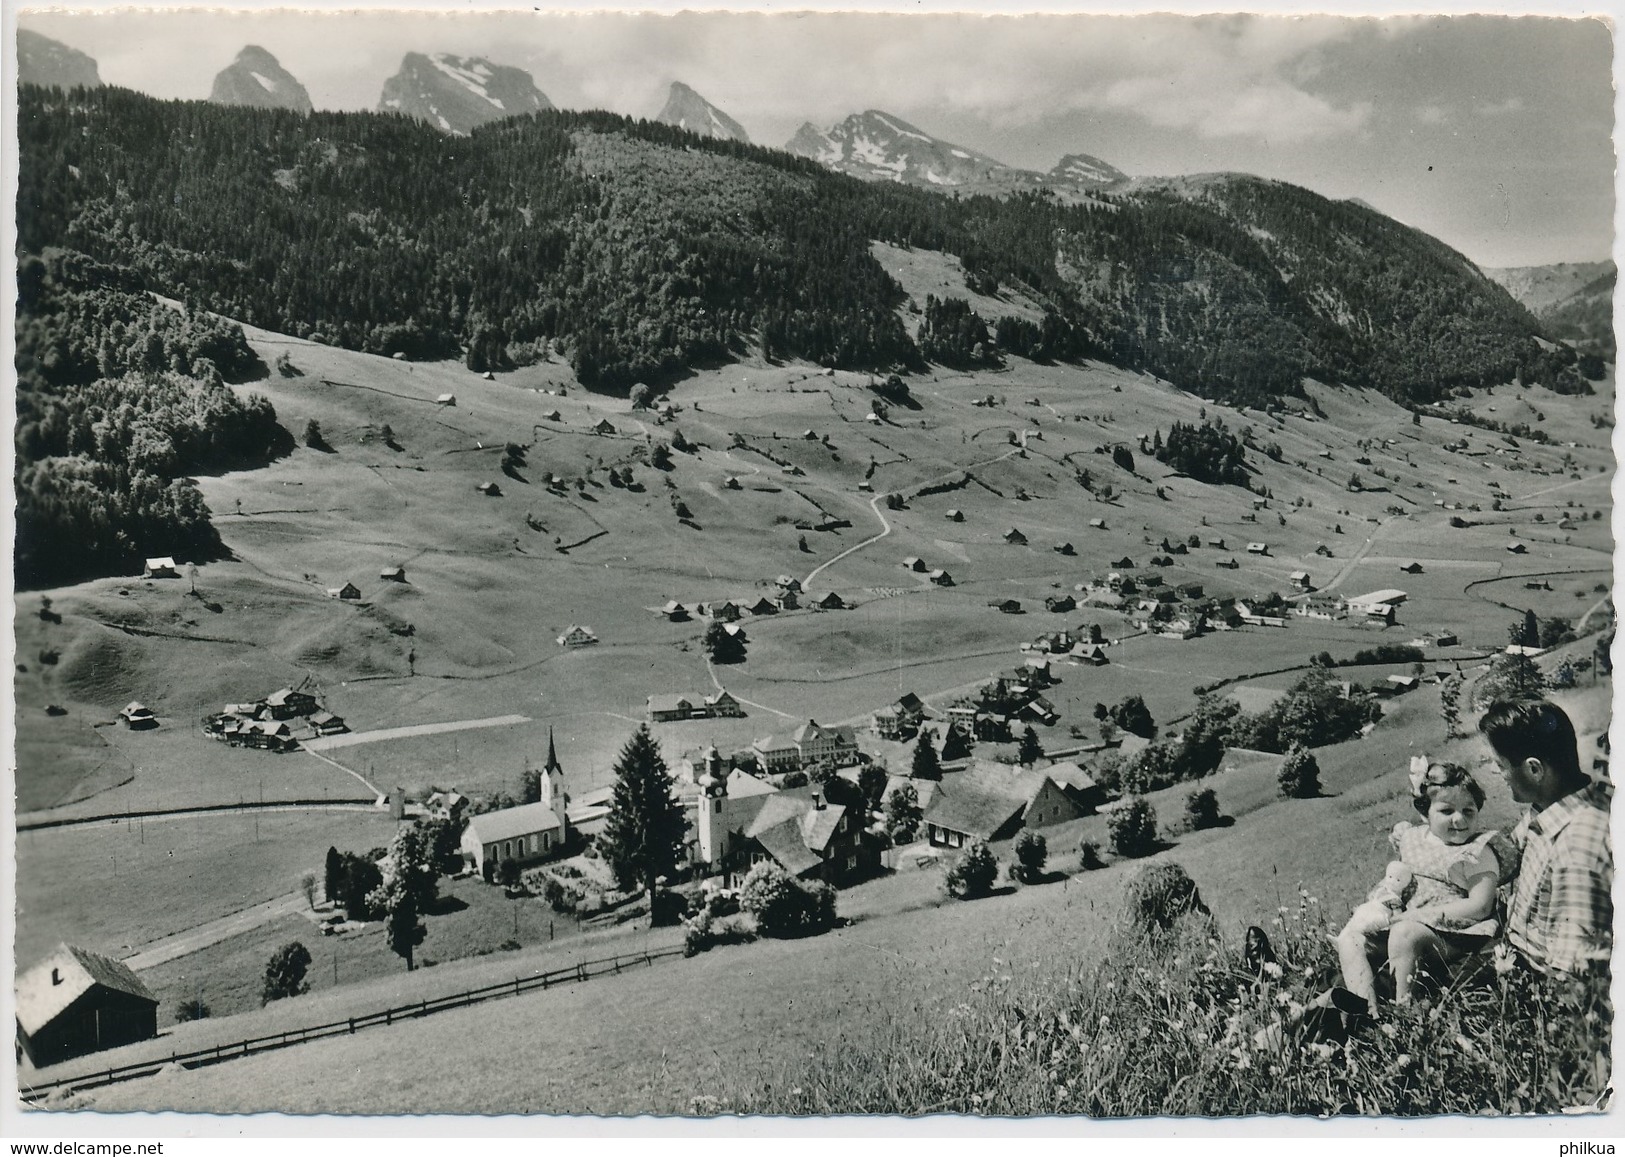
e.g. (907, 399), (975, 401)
(1388, 822), (1519, 936)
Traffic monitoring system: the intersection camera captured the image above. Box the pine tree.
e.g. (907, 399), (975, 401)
(911, 732), (942, 780)
(1017, 726), (1043, 766)
(599, 724), (687, 912)
(1523, 608), (1540, 647)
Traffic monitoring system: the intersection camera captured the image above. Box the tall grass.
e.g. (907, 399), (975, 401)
(704, 888), (1611, 1117)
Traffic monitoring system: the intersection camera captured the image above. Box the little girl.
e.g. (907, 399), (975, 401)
(1335, 759), (1517, 1008)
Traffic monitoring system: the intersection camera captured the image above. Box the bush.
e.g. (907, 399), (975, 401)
(174, 998), (211, 1022)
(262, 941), (312, 1005)
(1277, 744), (1321, 799)
(1108, 798), (1159, 858)
(1184, 788), (1222, 832)
(944, 840), (999, 899)
(683, 910), (758, 957)
(1013, 831), (1048, 882)
(738, 862), (836, 937)
(1077, 838), (1105, 871)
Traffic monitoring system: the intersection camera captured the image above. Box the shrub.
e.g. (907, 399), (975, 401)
(1184, 788), (1222, 831)
(1108, 798), (1159, 858)
(944, 840), (999, 899)
(262, 941), (312, 1005)
(738, 862), (836, 937)
(174, 998), (211, 1022)
(1277, 744), (1321, 799)
(1013, 831), (1048, 882)
(683, 910), (758, 957)
(1077, 838), (1105, 871)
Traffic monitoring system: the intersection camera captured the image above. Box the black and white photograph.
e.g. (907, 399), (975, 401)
(6, 1), (1617, 1131)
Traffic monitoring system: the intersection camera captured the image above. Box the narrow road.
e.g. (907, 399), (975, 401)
(1322, 515), (1399, 593)
(302, 714), (531, 752)
(122, 891), (309, 971)
(704, 653), (795, 720)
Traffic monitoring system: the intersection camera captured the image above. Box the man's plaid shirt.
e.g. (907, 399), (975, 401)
(1506, 782), (1613, 975)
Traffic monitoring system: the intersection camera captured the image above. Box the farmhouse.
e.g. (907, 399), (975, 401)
(379, 566), (407, 583)
(873, 692), (927, 740)
(327, 582), (362, 601)
(695, 750), (876, 886)
(426, 789), (469, 824)
(475, 481), (502, 497)
(792, 718), (860, 768)
(1112, 557), (1136, 569)
(16, 944), (159, 1066)
(556, 625), (598, 648)
(1206, 537), (1227, 550)
(118, 702), (157, 730)
(945, 509), (965, 522)
(1246, 542), (1269, 555)
(902, 557), (927, 572)
(752, 733), (803, 775)
(1089, 518), (1106, 530)
(1045, 594), (1076, 613)
(777, 589), (801, 610)
(1400, 562), (1425, 574)
(462, 735), (569, 880)
(775, 575), (803, 593)
(710, 601), (743, 623)
(928, 569), (955, 586)
(1003, 528), (1029, 545)
(239, 719), (298, 751)
(724, 476), (742, 490)
(435, 393), (456, 406)
(990, 599), (1024, 615)
(706, 689), (745, 717)
(143, 556), (179, 579)
(1383, 675), (1420, 695)
(922, 762), (1103, 849)
(1216, 557), (1240, 569)
(1235, 603), (1288, 628)
(309, 710), (348, 737)
(264, 687), (318, 719)
(648, 694), (702, 723)
(593, 418), (616, 435)
(747, 597), (779, 616)
(1054, 543), (1076, 557)
(1345, 590), (1407, 619)
(542, 409), (562, 422)
(1506, 543), (1528, 554)
(813, 591), (847, 610)
(1289, 571), (1314, 592)
(1073, 643), (1109, 665)
(659, 601), (691, 622)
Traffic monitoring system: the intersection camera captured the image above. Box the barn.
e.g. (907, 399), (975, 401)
(16, 944), (159, 1066)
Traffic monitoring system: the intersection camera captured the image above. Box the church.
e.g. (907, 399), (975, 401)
(460, 728), (570, 881)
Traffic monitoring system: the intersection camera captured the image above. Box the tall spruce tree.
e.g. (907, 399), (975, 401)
(911, 732), (942, 780)
(600, 724), (687, 912)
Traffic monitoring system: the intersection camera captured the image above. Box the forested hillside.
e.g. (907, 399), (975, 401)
(15, 247), (289, 588)
(18, 85), (1567, 411)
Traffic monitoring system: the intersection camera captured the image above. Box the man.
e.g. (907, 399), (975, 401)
(1478, 699), (1613, 976)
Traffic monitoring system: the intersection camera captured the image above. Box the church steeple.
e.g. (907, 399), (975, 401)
(544, 726), (563, 774)
(543, 727), (568, 835)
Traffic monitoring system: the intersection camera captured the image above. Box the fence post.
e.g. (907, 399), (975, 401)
(386, 1009), (392, 1026)
(514, 977), (521, 995)
(577, 962), (585, 982)
(349, 1017), (355, 1034)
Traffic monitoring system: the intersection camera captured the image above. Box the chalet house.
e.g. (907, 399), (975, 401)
(462, 740), (569, 881)
(118, 702), (157, 730)
(1177, 582), (1205, 599)
(16, 945), (159, 1066)
(556, 625), (599, 648)
(327, 582), (362, 601)
(1216, 557), (1241, 569)
(802, 429), (818, 440)
(1400, 562), (1425, 574)
(309, 710), (348, 737)
(1073, 643), (1109, 665)
(1089, 518), (1106, 529)
(1289, 571), (1314, 591)
(747, 597), (779, 616)
(928, 569), (954, 586)
(945, 509), (965, 522)
(379, 566), (407, 583)
(775, 575), (803, 593)
(1054, 543), (1076, 557)
(436, 393), (456, 406)
(1314, 544), (1334, 558)
(143, 556), (179, 578)
(695, 752), (876, 886)
(1112, 557), (1136, 569)
(593, 419), (616, 435)
(659, 601), (690, 622)
(711, 601), (743, 623)
(426, 790), (469, 825)
(1206, 537), (1227, 550)
(543, 409), (562, 422)
(873, 693), (926, 740)
(813, 592), (847, 610)
(1140, 573), (1164, 588)
(706, 689), (745, 718)
(475, 481), (502, 497)
(1506, 543), (1528, 554)
(777, 589), (801, 610)
(1383, 675), (1420, 695)
(1235, 603), (1288, 628)
(921, 762), (1102, 850)
(264, 687), (318, 719)
(1344, 590), (1407, 619)
(1003, 528), (1029, 545)
(1246, 542), (1269, 555)
(1154, 615), (1203, 640)
(990, 599), (1024, 615)
(1019, 695), (1059, 725)
(1045, 594), (1076, 613)
(240, 719), (298, 751)
(724, 476), (742, 490)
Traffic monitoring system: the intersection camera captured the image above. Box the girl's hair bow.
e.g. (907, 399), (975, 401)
(1408, 755), (1432, 795)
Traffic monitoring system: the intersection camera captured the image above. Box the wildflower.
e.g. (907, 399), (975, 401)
(1262, 961), (1283, 979)
(971, 1094), (983, 1107)
(1308, 1041), (1338, 1061)
(1395, 1053), (1412, 1069)
(1099, 1014), (1111, 1027)
(790, 1087), (803, 1097)
(1380, 1022), (1398, 1039)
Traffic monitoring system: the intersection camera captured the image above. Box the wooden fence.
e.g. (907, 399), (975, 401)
(20, 945), (684, 1102)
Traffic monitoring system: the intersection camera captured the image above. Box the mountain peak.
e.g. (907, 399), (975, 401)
(210, 45), (312, 113)
(17, 29), (102, 89)
(378, 52), (554, 136)
(655, 81), (750, 143)
(786, 109), (1122, 200)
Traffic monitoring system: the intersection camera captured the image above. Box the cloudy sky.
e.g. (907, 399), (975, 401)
(16, 5), (1616, 267)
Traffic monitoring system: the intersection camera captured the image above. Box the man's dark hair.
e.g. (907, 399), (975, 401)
(1477, 699), (1585, 786)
